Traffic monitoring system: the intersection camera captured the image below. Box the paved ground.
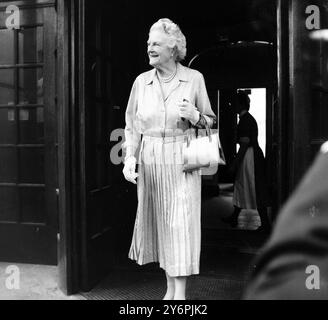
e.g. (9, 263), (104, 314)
(80, 246), (258, 300)
(0, 186), (268, 300)
(0, 263), (83, 300)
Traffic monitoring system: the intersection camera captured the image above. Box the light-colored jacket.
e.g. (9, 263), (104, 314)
(124, 62), (216, 158)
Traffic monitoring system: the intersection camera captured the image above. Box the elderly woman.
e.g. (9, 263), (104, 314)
(122, 18), (216, 300)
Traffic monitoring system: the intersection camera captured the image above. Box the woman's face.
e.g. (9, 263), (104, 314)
(147, 30), (174, 69)
(234, 100), (247, 115)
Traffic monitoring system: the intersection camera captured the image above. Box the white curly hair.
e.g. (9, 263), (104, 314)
(149, 18), (187, 62)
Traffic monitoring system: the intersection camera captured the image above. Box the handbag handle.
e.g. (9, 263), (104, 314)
(186, 114), (212, 147)
(204, 117), (212, 142)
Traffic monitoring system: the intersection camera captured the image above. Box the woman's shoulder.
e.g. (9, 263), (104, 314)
(246, 112), (258, 124)
(179, 63), (204, 80)
(133, 69), (156, 85)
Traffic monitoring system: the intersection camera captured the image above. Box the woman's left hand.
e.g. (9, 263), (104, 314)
(178, 100), (200, 125)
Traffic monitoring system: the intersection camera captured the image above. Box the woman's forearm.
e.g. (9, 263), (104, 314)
(192, 113), (217, 129)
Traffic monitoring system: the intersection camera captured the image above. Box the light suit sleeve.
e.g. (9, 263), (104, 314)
(123, 78), (141, 160)
(194, 73), (217, 129)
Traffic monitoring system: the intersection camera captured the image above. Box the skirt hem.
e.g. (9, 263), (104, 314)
(128, 255), (200, 277)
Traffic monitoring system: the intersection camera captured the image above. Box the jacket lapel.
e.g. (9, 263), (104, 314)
(164, 76), (181, 101)
(152, 73), (166, 104)
(165, 63), (188, 101)
(145, 68), (163, 105)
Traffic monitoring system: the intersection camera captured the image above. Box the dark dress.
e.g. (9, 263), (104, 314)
(233, 112), (268, 209)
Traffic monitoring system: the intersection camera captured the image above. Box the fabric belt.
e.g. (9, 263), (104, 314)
(142, 130), (189, 143)
(142, 135), (186, 144)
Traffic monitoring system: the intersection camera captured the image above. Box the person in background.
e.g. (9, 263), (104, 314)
(223, 90), (271, 232)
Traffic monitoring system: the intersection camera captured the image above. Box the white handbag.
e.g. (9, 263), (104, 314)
(183, 121), (226, 172)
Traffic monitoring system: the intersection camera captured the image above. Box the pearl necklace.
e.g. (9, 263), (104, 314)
(158, 66), (177, 83)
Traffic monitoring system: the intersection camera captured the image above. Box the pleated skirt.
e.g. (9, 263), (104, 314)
(128, 134), (202, 277)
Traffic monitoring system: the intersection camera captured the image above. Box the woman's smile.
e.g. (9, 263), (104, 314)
(149, 53), (159, 58)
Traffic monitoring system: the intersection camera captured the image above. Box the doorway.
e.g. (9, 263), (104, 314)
(62, 0), (278, 296)
(238, 88), (267, 156)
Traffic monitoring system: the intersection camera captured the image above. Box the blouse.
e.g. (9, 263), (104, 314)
(124, 62), (217, 159)
(237, 112), (260, 148)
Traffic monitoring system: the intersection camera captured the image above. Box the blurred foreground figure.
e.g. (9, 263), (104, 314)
(244, 142), (328, 299)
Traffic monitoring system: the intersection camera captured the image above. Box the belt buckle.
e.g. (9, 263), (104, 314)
(161, 131), (166, 140)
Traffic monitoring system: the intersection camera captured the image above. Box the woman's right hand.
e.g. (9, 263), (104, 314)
(123, 156), (138, 185)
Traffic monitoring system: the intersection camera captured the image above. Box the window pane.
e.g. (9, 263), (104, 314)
(0, 108), (16, 144)
(0, 148), (17, 183)
(20, 187), (45, 223)
(19, 148), (44, 184)
(19, 68), (43, 104)
(19, 27), (44, 64)
(18, 107), (44, 144)
(0, 69), (15, 105)
(0, 29), (14, 65)
(0, 187), (18, 222)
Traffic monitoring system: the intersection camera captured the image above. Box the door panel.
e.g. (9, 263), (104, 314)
(308, 3), (328, 159)
(287, 0), (328, 189)
(0, 2), (57, 265)
(78, 0), (142, 291)
(80, 0), (119, 291)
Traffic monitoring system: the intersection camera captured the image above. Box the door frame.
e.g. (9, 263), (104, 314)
(57, 0), (291, 295)
(57, 0), (112, 296)
(57, 0), (81, 295)
(275, 0), (290, 207)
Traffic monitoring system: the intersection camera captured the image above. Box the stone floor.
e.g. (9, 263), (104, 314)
(0, 263), (83, 300)
(80, 245), (259, 300)
(0, 185), (269, 300)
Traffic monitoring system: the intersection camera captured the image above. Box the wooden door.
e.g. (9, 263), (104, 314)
(0, 1), (57, 264)
(78, 0), (132, 291)
(287, 0), (328, 191)
(56, 0), (141, 294)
